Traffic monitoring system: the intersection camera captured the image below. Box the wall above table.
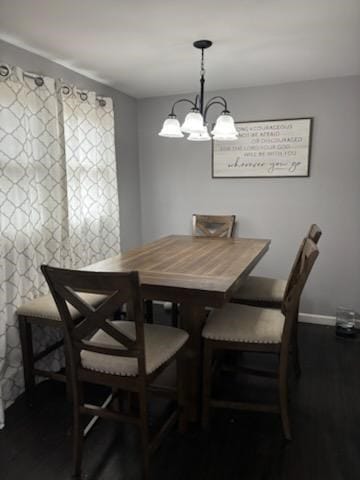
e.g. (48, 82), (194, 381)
(137, 75), (360, 317)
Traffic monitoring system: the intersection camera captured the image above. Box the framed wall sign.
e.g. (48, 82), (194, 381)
(212, 117), (313, 178)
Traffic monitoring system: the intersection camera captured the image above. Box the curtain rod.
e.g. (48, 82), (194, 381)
(0, 64), (107, 105)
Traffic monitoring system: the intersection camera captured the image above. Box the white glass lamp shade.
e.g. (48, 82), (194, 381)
(181, 110), (204, 133)
(212, 133), (238, 141)
(158, 117), (184, 138)
(187, 124), (211, 141)
(211, 113), (238, 137)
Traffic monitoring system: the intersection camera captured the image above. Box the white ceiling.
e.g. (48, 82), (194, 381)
(0, 0), (359, 98)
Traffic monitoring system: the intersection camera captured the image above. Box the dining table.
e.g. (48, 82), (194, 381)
(85, 234), (270, 423)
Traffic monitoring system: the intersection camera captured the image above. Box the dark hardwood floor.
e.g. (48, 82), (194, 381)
(1, 306), (359, 480)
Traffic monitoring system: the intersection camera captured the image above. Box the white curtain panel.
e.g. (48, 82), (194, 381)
(61, 84), (120, 267)
(0, 67), (120, 427)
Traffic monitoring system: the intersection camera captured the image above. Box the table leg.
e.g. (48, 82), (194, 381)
(179, 303), (207, 423)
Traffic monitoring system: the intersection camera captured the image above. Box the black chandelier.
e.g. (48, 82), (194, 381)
(158, 40), (238, 141)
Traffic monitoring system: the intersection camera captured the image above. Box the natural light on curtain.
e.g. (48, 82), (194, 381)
(0, 66), (120, 427)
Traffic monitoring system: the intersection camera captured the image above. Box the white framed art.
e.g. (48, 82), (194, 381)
(212, 117), (313, 178)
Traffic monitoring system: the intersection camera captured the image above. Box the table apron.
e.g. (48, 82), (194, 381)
(140, 285), (226, 308)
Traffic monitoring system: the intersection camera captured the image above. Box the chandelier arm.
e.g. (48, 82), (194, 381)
(203, 101), (228, 123)
(205, 96), (229, 112)
(194, 94), (200, 110)
(170, 98), (198, 116)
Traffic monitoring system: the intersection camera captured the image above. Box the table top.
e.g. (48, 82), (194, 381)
(85, 235), (270, 306)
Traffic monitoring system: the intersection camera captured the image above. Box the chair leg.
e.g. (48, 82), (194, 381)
(293, 304), (301, 378)
(72, 384), (84, 479)
(171, 303), (178, 327)
(144, 300), (153, 324)
(202, 340), (213, 429)
(139, 388), (150, 480)
(177, 355), (187, 433)
(292, 329), (301, 379)
(18, 317), (35, 406)
(279, 352), (291, 441)
(64, 342), (74, 403)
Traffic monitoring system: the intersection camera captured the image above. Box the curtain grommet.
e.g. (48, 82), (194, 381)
(0, 64), (10, 79)
(61, 85), (71, 95)
(34, 77), (44, 87)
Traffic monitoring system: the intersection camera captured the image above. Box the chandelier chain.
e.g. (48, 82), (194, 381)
(200, 48), (205, 77)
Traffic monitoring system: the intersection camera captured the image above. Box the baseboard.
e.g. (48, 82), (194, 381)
(299, 312), (335, 326)
(155, 301), (336, 327)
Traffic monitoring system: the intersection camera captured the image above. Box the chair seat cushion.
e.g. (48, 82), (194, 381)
(232, 275), (286, 304)
(16, 292), (106, 322)
(202, 303), (284, 344)
(81, 321), (189, 376)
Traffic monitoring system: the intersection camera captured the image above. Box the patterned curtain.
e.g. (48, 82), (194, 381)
(0, 66), (120, 427)
(60, 84), (120, 267)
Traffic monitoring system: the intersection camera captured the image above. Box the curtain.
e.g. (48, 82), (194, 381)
(0, 66), (120, 427)
(60, 84), (120, 267)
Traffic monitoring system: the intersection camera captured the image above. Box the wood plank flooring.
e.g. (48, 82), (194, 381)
(1, 306), (359, 480)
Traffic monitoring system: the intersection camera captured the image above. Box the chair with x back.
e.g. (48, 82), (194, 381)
(41, 265), (188, 479)
(192, 214), (236, 238)
(202, 237), (319, 440)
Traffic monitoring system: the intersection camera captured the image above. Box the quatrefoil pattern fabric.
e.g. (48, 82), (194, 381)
(0, 67), (120, 427)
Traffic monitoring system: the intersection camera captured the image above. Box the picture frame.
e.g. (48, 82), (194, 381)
(212, 117), (313, 178)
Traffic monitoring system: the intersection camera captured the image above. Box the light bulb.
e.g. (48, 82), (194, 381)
(187, 124), (211, 141)
(181, 109), (204, 133)
(158, 116), (184, 138)
(211, 112), (238, 137)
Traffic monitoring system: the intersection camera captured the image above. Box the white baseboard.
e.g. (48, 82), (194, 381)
(155, 301), (336, 327)
(299, 312), (335, 326)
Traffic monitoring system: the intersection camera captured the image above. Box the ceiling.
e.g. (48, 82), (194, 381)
(0, 0), (359, 98)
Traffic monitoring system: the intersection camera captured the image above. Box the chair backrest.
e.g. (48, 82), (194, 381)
(192, 214), (236, 238)
(281, 238), (319, 341)
(307, 224), (322, 244)
(41, 266), (146, 377)
(283, 224), (321, 301)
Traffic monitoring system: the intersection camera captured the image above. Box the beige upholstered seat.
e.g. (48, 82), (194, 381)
(17, 292), (106, 321)
(202, 238), (320, 442)
(42, 267), (188, 479)
(202, 303), (284, 344)
(81, 321), (189, 376)
(232, 225), (322, 307)
(232, 276), (286, 304)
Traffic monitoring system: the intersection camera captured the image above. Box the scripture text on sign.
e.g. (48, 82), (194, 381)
(212, 118), (312, 178)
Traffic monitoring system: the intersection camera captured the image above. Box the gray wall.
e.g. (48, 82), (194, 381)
(137, 77), (360, 316)
(0, 39), (142, 252)
(1, 37), (359, 316)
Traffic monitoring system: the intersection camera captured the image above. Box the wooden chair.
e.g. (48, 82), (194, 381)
(231, 224), (321, 376)
(41, 266), (188, 480)
(17, 292), (106, 404)
(202, 237), (319, 440)
(192, 214), (236, 238)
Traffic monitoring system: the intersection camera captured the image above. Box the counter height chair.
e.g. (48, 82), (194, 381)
(231, 224), (321, 376)
(202, 238), (319, 440)
(17, 291), (106, 405)
(42, 266), (189, 480)
(192, 214), (236, 238)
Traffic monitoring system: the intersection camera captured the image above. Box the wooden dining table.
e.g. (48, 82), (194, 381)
(85, 234), (270, 422)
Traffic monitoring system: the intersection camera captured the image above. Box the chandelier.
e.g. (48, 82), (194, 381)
(158, 40), (238, 142)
